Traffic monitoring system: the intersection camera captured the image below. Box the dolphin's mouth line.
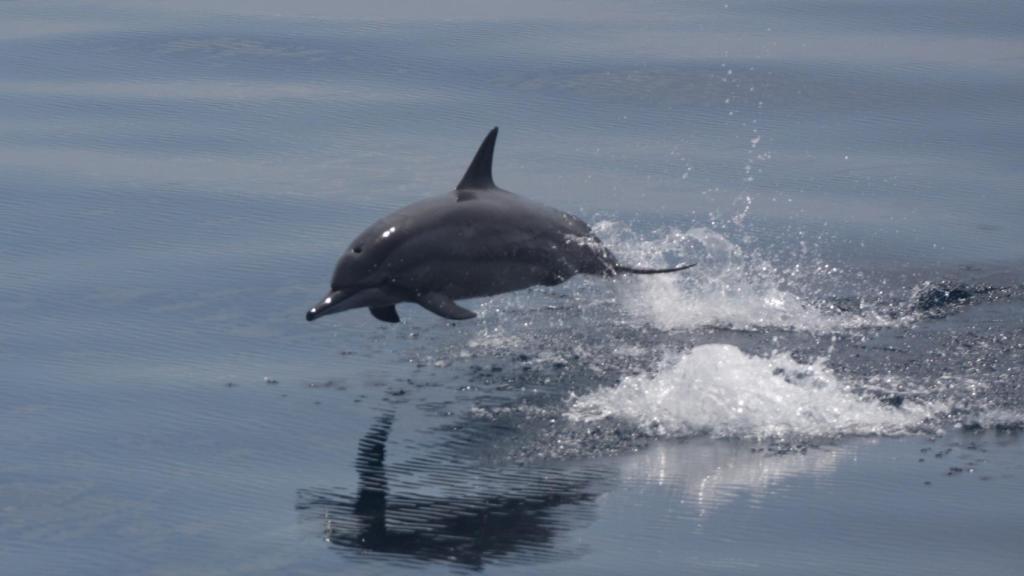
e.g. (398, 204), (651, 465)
(306, 283), (409, 322)
(306, 288), (349, 321)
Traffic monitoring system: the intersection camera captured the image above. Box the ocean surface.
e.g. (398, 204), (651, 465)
(2, 1), (1023, 574)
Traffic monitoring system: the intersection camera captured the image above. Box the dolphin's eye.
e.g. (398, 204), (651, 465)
(352, 246), (363, 254)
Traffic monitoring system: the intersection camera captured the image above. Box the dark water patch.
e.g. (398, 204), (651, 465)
(908, 280), (1024, 319)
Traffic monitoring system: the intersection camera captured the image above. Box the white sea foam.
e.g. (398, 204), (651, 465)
(595, 223), (896, 332)
(569, 344), (942, 440)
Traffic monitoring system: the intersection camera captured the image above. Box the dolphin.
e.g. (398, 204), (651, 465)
(306, 127), (694, 323)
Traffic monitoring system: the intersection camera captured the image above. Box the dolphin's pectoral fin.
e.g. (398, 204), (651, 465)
(370, 306), (400, 323)
(415, 292), (477, 320)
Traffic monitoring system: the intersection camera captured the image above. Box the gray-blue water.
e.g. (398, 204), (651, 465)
(3, 1), (1023, 574)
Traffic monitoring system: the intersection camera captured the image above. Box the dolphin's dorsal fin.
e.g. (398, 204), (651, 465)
(456, 127), (498, 193)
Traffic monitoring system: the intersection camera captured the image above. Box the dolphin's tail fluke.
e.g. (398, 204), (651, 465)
(613, 262), (697, 275)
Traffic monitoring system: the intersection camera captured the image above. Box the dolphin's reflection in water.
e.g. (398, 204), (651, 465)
(296, 414), (601, 569)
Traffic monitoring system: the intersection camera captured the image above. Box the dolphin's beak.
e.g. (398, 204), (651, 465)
(306, 290), (346, 322)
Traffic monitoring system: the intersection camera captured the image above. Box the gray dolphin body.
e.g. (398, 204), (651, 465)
(306, 128), (694, 324)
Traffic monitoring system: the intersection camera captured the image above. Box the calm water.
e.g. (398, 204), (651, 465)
(2, 1), (1023, 574)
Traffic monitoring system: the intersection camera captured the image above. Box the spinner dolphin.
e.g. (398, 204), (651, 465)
(306, 128), (693, 323)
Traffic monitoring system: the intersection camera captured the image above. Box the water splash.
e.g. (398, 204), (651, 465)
(595, 223), (897, 331)
(451, 224), (1023, 445)
(569, 343), (943, 441)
